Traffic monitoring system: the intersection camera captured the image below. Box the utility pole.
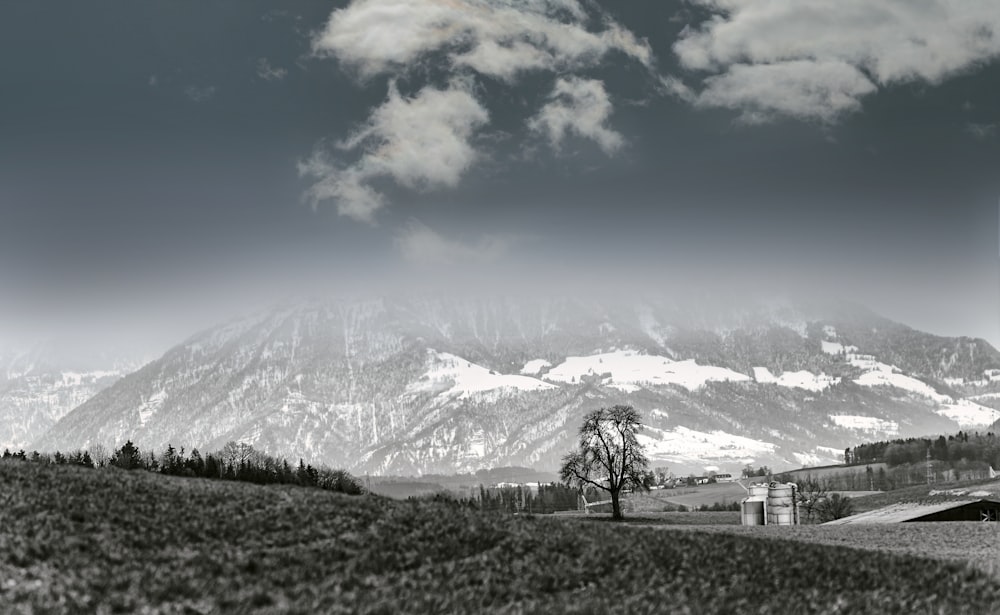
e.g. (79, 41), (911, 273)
(926, 446), (933, 485)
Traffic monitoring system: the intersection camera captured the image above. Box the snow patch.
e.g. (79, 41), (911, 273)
(936, 399), (1000, 428)
(637, 425), (776, 464)
(829, 415), (899, 434)
(613, 383), (642, 393)
(853, 368), (950, 403)
(545, 349), (749, 391)
(519, 359), (551, 375)
(410, 350), (556, 399)
(753, 367), (838, 392)
(793, 452), (823, 467)
(817, 445), (847, 458)
(821, 340), (857, 355)
(847, 354), (952, 403)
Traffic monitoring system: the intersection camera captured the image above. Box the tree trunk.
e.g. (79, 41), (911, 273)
(611, 489), (622, 521)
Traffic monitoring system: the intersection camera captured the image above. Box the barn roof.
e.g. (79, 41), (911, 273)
(824, 499), (1000, 525)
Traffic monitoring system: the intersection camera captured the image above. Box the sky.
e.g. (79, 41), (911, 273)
(1, 0), (999, 352)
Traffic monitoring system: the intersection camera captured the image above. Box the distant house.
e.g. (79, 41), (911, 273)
(694, 476), (710, 485)
(825, 499), (1000, 524)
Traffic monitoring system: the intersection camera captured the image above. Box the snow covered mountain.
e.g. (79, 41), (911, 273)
(32, 296), (1000, 475)
(0, 340), (141, 450)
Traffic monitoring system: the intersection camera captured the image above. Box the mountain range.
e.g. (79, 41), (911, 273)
(17, 295), (1000, 476)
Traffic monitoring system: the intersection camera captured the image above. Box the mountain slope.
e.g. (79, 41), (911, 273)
(0, 340), (140, 450)
(34, 296), (1000, 474)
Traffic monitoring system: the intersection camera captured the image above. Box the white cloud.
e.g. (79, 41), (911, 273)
(300, 80), (489, 223)
(674, 1), (1000, 122)
(305, 0), (655, 222)
(297, 158), (386, 223)
(394, 219), (523, 264)
(257, 58), (288, 81)
(966, 122), (998, 139)
(313, 0), (653, 80)
(529, 78), (624, 154)
(184, 85), (216, 103)
(697, 61), (877, 124)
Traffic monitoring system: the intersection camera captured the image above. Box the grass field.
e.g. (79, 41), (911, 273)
(781, 463), (889, 482)
(629, 482), (747, 510)
(650, 523), (1000, 579)
(849, 478), (1000, 513)
(4, 461), (1000, 613)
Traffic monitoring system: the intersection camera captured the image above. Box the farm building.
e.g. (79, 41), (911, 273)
(824, 499), (1000, 525)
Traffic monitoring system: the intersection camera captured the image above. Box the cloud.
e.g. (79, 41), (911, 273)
(184, 85), (216, 103)
(529, 77), (624, 153)
(673, 1), (1000, 122)
(966, 122), (998, 139)
(257, 58), (288, 81)
(300, 80), (489, 223)
(394, 219), (523, 264)
(696, 61), (877, 124)
(313, 0), (653, 80)
(305, 0), (655, 222)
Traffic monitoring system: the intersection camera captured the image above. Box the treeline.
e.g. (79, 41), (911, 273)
(1, 440), (364, 495)
(474, 483), (594, 514)
(846, 432), (1000, 468)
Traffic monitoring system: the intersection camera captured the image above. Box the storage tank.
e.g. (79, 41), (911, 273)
(766, 482), (798, 525)
(740, 497), (766, 525)
(740, 483), (770, 525)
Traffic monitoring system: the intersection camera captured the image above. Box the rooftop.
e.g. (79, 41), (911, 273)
(825, 499), (1000, 525)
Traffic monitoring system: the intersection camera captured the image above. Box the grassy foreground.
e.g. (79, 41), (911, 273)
(3, 462), (1000, 614)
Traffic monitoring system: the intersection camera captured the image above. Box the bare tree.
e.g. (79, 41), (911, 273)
(87, 443), (109, 467)
(796, 477), (829, 523)
(560, 405), (650, 521)
(220, 441), (255, 468)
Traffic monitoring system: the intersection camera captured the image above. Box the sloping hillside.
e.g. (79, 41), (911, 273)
(2, 461), (1000, 613)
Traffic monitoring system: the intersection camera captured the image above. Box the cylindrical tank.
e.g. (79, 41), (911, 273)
(769, 510), (795, 525)
(740, 499), (765, 525)
(766, 482), (797, 525)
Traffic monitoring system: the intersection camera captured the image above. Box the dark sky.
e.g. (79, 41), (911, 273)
(1, 0), (998, 351)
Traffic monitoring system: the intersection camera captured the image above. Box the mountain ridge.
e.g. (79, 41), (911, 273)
(30, 295), (1000, 475)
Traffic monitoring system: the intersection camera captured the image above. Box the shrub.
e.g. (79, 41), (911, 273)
(817, 493), (855, 522)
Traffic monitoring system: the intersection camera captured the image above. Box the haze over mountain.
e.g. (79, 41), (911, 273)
(31, 295), (1000, 475)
